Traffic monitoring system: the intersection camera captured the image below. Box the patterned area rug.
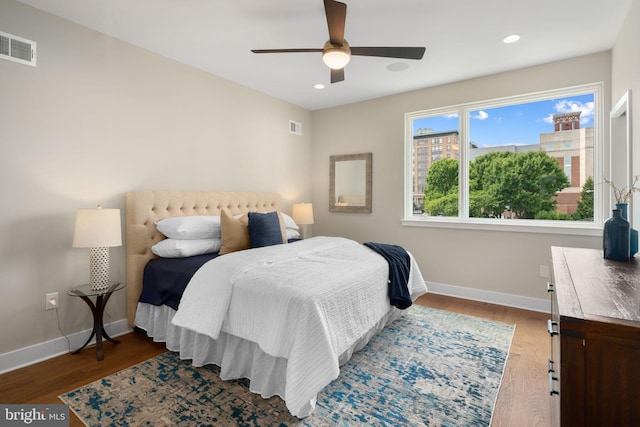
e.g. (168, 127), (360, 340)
(59, 306), (514, 426)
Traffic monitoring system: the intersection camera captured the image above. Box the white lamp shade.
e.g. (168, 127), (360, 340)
(292, 203), (314, 225)
(73, 207), (122, 248)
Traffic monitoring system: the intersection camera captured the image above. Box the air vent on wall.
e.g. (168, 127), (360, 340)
(0, 31), (36, 67)
(289, 120), (302, 136)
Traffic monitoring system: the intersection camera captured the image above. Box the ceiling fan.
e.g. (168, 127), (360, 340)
(251, 0), (426, 83)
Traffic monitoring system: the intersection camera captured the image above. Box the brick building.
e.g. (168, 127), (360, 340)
(412, 129), (459, 210)
(539, 112), (594, 215)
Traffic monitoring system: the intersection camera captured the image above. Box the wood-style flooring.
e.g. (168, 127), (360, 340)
(0, 293), (551, 426)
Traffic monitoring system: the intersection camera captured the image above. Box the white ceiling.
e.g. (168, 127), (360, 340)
(18, 0), (632, 111)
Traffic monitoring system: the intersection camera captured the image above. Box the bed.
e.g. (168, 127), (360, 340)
(126, 190), (428, 418)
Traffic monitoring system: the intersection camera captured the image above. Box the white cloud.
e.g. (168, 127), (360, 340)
(554, 99), (594, 122)
(444, 113), (459, 119)
(471, 110), (488, 120)
(541, 99), (594, 126)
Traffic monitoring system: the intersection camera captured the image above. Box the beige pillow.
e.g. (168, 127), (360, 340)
(219, 211), (250, 255)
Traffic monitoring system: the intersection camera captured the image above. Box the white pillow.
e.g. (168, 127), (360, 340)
(281, 213), (299, 230)
(286, 228), (301, 240)
(155, 216), (221, 239)
(151, 239), (221, 258)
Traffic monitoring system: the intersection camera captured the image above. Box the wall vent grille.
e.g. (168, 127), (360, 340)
(289, 120), (302, 135)
(0, 31), (36, 67)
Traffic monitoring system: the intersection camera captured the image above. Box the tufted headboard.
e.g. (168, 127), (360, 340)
(125, 191), (283, 327)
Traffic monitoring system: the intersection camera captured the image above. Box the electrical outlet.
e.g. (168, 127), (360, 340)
(539, 265), (550, 278)
(46, 292), (59, 310)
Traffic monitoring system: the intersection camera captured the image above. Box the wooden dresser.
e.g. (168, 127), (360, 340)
(549, 246), (640, 427)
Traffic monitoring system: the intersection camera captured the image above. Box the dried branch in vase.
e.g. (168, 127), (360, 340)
(604, 174), (640, 204)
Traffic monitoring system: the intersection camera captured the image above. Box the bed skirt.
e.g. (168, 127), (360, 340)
(134, 302), (403, 418)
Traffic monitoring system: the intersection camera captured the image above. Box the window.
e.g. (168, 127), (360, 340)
(564, 156), (572, 182)
(404, 83), (603, 233)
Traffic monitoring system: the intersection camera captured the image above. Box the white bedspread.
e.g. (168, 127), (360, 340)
(171, 236), (427, 417)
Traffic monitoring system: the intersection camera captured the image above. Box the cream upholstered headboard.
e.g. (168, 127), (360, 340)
(125, 191), (283, 327)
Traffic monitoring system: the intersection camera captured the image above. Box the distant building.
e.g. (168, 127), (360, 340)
(539, 112), (593, 215)
(412, 129), (459, 209)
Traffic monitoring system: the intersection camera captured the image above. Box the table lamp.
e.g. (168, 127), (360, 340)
(73, 205), (122, 291)
(292, 203), (314, 239)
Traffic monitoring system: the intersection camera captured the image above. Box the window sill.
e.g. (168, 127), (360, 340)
(401, 216), (603, 237)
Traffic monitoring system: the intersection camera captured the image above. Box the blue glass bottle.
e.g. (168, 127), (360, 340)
(615, 203), (638, 257)
(603, 209), (630, 261)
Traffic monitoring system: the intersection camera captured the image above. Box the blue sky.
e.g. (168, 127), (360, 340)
(413, 94), (595, 147)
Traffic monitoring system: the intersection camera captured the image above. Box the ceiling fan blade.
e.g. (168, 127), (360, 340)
(331, 68), (345, 84)
(324, 0), (347, 45)
(251, 48), (323, 54)
(350, 46), (426, 60)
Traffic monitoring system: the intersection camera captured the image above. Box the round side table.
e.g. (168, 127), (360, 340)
(67, 282), (126, 361)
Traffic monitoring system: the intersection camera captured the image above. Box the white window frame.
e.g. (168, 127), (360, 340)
(402, 82), (604, 236)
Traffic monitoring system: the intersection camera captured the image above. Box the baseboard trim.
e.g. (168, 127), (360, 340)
(425, 281), (549, 313)
(0, 319), (131, 375)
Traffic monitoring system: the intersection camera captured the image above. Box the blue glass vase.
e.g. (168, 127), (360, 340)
(603, 209), (630, 261)
(616, 203), (638, 257)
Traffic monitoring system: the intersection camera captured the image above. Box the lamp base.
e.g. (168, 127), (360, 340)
(89, 247), (110, 291)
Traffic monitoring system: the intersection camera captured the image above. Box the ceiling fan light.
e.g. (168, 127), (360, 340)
(323, 50), (350, 69)
(322, 40), (351, 70)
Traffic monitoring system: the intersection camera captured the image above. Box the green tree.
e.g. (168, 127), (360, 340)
(423, 158), (458, 216)
(424, 192), (458, 216)
(572, 176), (594, 220)
(469, 190), (500, 218)
(469, 151), (514, 218)
(423, 151), (569, 219)
(469, 151), (514, 191)
(495, 151), (569, 218)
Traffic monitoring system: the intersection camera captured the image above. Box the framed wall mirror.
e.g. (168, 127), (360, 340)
(329, 152), (372, 213)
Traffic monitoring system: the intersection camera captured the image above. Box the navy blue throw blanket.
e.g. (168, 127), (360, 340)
(364, 242), (412, 309)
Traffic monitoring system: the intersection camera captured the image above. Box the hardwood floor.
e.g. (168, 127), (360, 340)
(0, 293), (550, 426)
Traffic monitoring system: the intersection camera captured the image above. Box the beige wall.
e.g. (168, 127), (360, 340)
(612, 0), (640, 227)
(311, 52), (612, 303)
(0, 0), (312, 355)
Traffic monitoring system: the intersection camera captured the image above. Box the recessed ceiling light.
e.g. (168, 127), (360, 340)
(503, 34), (521, 44)
(387, 62), (410, 72)
(314, 84), (325, 90)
